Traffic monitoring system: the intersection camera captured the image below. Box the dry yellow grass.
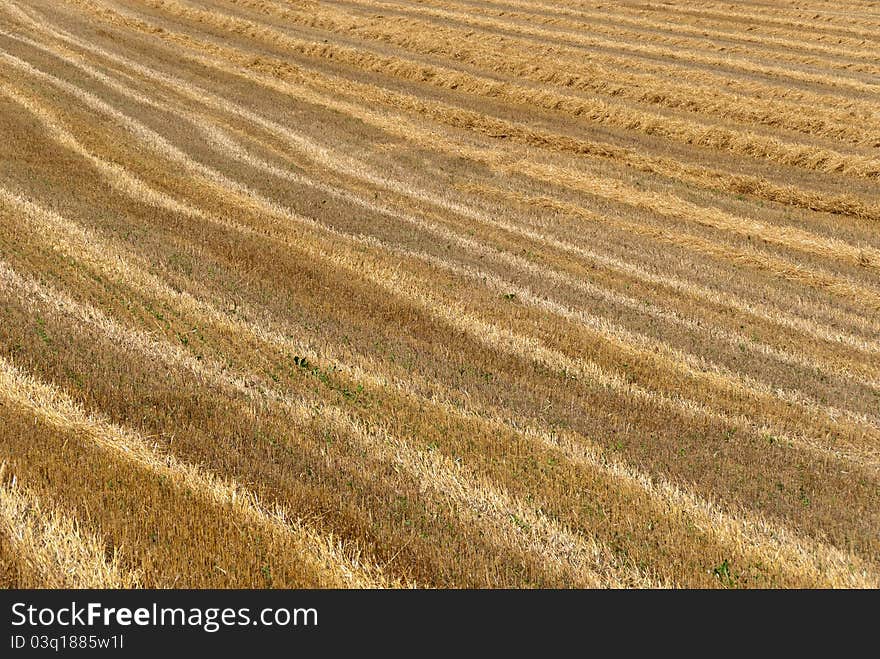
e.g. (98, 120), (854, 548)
(0, 0), (878, 588)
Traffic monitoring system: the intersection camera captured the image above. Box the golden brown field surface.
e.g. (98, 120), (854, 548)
(0, 0), (878, 588)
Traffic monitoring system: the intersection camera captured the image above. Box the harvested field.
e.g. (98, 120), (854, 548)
(0, 0), (878, 588)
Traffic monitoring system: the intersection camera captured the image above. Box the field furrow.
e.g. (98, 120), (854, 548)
(1, 0), (877, 589)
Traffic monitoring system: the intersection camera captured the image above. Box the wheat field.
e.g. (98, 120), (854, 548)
(0, 0), (877, 589)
